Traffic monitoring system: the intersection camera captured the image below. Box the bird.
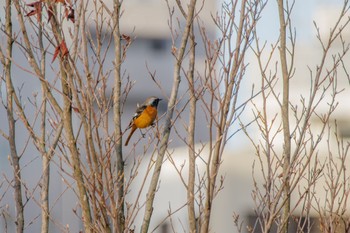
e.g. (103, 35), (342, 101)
(124, 96), (162, 146)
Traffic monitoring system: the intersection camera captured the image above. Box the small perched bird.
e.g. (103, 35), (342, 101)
(125, 96), (162, 146)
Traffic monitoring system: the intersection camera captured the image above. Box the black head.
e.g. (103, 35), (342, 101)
(144, 96), (162, 108)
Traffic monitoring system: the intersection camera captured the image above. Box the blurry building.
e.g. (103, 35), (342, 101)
(127, 1), (350, 233)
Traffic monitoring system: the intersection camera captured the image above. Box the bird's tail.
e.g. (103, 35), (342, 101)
(125, 126), (136, 146)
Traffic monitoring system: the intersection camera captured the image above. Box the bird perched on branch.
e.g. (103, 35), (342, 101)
(125, 96), (162, 146)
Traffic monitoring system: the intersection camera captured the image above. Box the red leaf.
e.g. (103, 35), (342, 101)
(60, 40), (69, 57)
(52, 39), (69, 63)
(72, 106), (80, 113)
(52, 46), (60, 63)
(171, 45), (177, 55)
(121, 34), (131, 43)
(26, 1), (43, 21)
(65, 6), (75, 23)
(47, 5), (54, 22)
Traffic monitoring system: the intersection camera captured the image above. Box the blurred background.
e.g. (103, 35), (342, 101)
(1, 0), (350, 232)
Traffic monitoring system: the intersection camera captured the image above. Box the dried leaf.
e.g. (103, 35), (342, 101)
(47, 5), (54, 22)
(121, 34), (132, 58)
(52, 39), (69, 63)
(121, 34), (131, 43)
(171, 45), (177, 55)
(72, 106), (80, 113)
(65, 6), (75, 23)
(52, 46), (60, 63)
(60, 40), (69, 56)
(26, 1), (43, 21)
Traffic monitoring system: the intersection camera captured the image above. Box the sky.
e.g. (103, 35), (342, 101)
(253, 0), (346, 42)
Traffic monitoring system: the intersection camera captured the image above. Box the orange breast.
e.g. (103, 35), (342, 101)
(133, 106), (158, 128)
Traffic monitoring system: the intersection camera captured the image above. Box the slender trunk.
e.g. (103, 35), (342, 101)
(40, 123), (64, 233)
(187, 25), (197, 233)
(4, 1), (24, 232)
(277, 0), (291, 232)
(112, 1), (125, 232)
(6, 81), (24, 233)
(38, 9), (50, 232)
(40, 90), (49, 233)
(40, 94), (49, 233)
(41, 153), (50, 233)
(60, 58), (93, 232)
(45, 3), (94, 231)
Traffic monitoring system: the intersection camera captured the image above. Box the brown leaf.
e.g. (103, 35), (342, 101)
(52, 46), (60, 63)
(26, 1), (43, 21)
(52, 39), (69, 63)
(171, 45), (177, 55)
(47, 5), (54, 22)
(121, 34), (131, 43)
(72, 106), (80, 113)
(60, 40), (69, 57)
(64, 6), (75, 23)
